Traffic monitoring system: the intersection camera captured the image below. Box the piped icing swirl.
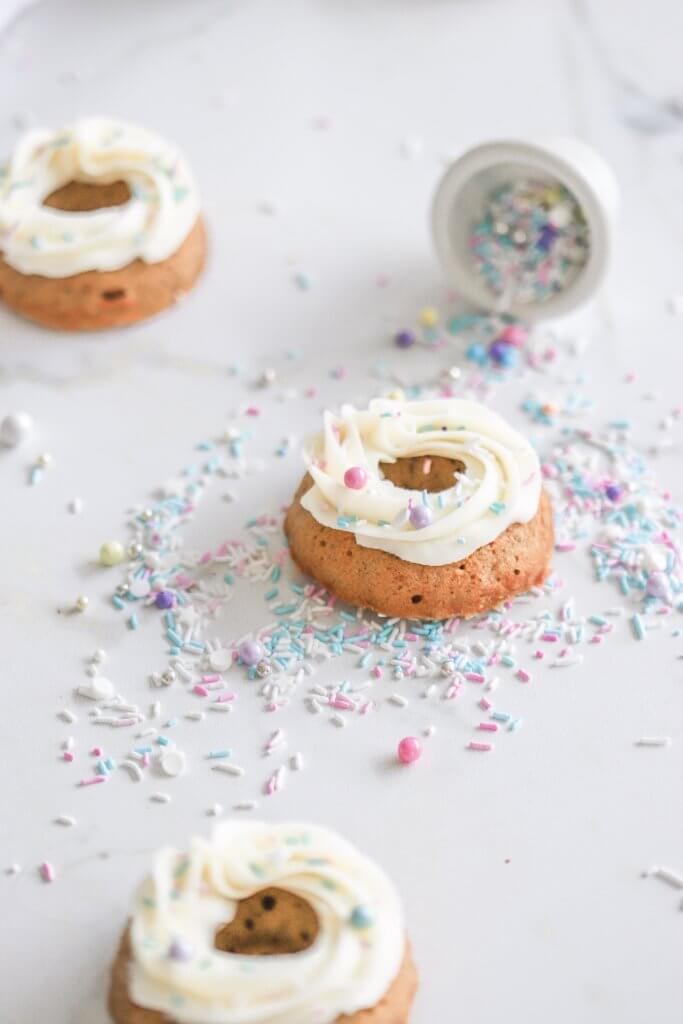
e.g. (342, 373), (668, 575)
(128, 821), (405, 1024)
(301, 398), (541, 566)
(0, 117), (199, 277)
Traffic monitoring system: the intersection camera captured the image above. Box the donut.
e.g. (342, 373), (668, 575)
(285, 397), (553, 619)
(108, 821), (418, 1024)
(0, 117), (205, 331)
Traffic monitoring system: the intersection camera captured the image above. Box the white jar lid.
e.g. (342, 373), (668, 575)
(432, 138), (619, 321)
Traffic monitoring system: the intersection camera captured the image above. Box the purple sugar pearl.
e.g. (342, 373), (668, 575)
(394, 329), (416, 349)
(489, 340), (518, 367)
(409, 505), (433, 529)
(605, 484), (621, 502)
(238, 639), (265, 666)
(154, 590), (175, 610)
(167, 937), (193, 961)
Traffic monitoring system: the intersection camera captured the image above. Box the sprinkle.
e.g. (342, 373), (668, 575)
(631, 614), (646, 641)
(389, 693), (408, 707)
(468, 741), (493, 752)
(478, 722), (498, 732)
(635, 737), (672, 748)
(645, 866), (683, 889)
(234, 800), (257, 811)
(39, 861), (56, 883)
(55, 815), (76, 827)
(212, 763), (245, 776)
(151, 792), (172, 804)
(59, 709), (77, 723)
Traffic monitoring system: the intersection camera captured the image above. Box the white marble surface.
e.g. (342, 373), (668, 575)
(2, 1), (683, 1022)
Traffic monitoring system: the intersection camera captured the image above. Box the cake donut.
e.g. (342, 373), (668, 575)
(0, 117), (205, 330)
(108, 821), (418, 1024)
(285, 397), (553, 619)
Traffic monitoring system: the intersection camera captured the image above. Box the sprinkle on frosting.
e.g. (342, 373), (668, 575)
(300, 398), (542, 566)
(0, 117), (200, 277)
(128, 821), (404, 1024)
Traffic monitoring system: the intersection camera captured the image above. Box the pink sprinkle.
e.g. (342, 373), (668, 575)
(78, 776), (107, 787)
(534, 650), (544, 659)
(541, 633), (558, 642)
(487, 653), (500, 666)
(62, 751), (74, 762)
(479, 697), (493, 711)
(464, 672), (485, 683)
(329, 696), (355, 711)
(246, 406), (260, 416)
(478, 722), (498, 732)
(371, 666), (383, 679)
(40, 862), (55, 883)
(90, 747), (103, 757)
(216, 542), (229, 557)
(304, 387), (317, 398)
(468, 741), (493, 752)
(555, 542), (576, 553)
(517, 669), (531, 683)
(360, 701), (374, 714)
(590, 636), (602, 644)
(214, 693), (236, 703)
(202, 674), (220, 683)
(199, 552), (212, 565)
(193, 685), (209, 697)
(142, 753), (151, 767)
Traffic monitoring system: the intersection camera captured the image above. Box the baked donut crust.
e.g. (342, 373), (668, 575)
(108, 927), (418, 1024)
(0, 204), (206, 332)
(285, 473), (554, 620)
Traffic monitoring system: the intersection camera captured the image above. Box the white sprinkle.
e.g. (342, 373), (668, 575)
(63, 736), (75, 751)
(635, 737), (672, 748)
(389, 693), (408, 707)
(331, 713), (346, 728)
(121, 759), (144, 781)
(67, 497), (83, 515)
(290, 752), (304, 771)
(645, 865), (683, 889)
(212, 763), (245, 776)
(91, 649), (107, 664)
(208, 803), (223, 817)
(234, 800), (257, 811)
(551, 655), (584, 668)
(185, 712), (205, 721)
(209, 703), (232, 713)
(137, 727), (157, 738)
(485, 676), (499, 692)
(423, 725), (436, 737)
(59, 709), (77, 724)
(149, 701), (161, 719)
(6, 864), (21, 875)
(55, 815), (76, 827)
(151, 792), (171, 804)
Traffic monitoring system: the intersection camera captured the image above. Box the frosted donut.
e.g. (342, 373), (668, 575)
(108, 821), (418, 1024)
(0, 117), (205, 330)
(285, 397), (554, 619)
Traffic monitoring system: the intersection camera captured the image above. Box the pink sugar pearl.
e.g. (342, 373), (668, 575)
(499, 324), (528, 347)
(344, 466), (368, 490)
(397, 736), (422, 764)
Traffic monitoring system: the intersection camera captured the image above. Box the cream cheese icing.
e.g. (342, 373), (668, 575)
(0, 117), (200, 277)
(300, 398), (542, 566)
(127, 821), (405, 1024)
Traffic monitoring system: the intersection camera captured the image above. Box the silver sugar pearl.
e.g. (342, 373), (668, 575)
(161, 669), (176, 686)
(115, 583), (130, 598)
(255, 661), (271, 678)
(440, 660), (456, 677)
(260, 368), (277, 386)
(140, 508), (154, 522)
(128, 541), (143, 559)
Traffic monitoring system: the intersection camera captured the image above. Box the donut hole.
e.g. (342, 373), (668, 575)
(214, 887), (319, 956)
(380, 455), (466, 493)
(43, 179), (132, 212)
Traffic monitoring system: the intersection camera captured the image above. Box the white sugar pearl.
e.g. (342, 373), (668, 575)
(159, 748), (186, 777)
(1, 412), (33, 447)
(78, 677), (115, 701)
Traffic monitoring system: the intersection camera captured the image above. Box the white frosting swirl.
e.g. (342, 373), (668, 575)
(0, 117), (200, 277)
(301, 398), (541, 566)
(128, 821), (405, 1024)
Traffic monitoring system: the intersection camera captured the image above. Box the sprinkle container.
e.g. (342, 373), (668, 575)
(432, 139), (619, 320)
